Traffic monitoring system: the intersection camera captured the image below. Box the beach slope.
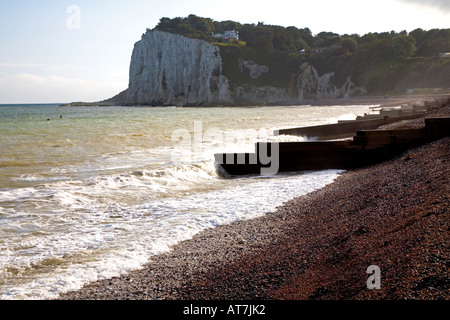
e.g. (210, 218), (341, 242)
(60, 106), (449, 300)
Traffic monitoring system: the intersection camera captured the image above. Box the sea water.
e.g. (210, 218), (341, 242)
(0, 104), (376, 299)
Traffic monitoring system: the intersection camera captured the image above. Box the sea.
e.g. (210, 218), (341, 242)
(0, 103), (377, 299)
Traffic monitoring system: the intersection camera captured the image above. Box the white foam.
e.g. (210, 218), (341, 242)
(0, 169), (343, 300)
(1, 104), (375, 300)
(11, 174), (42, 182)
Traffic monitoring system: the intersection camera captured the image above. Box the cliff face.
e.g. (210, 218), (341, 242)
(111, 31), (365, 106)
(125, 31), (231, 106)
(296, 62), (366, 100)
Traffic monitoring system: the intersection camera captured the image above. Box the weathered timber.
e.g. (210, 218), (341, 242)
(276, 113), (425, 140)
(215, 117), (450, 176)
(353, 128), (428, 149)
(276, 97), (448, 140)
(277, 117), (387, 140)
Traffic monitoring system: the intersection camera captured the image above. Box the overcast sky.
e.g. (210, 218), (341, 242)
(0, 0), (449, 104)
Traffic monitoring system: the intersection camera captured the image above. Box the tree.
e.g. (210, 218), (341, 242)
(341, 37), (358, 53)
(286, 26), (308, 51)
(314, 31), (340, 47)
(393, 35), (416, 57)
(359, 33), (378, 45)
(214, 20), (242, 33)
(155, 17), (181, 32)
(187, 14), (214, 34)
(176, 23), (195, 37)
(272, 26), (294, 52)
(239, 24), (275, 51)
(409, 28), (426, 45)
(293, 37), (307, 51)
(298, 28), (314, 46)
(409, 28), (450, 57)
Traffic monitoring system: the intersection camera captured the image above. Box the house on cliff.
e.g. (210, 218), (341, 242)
(212, 30), (239, 40)
(299, 47), (329, 55)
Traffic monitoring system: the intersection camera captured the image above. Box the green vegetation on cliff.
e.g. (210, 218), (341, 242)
(151, 15), (450, 94)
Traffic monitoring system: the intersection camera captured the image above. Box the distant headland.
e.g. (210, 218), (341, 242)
(64, 15), (450, 107)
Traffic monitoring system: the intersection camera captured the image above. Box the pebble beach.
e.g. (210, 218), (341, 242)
(60, 103), (449, 301)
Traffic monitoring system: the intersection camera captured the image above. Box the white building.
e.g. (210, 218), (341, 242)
(439, 52), (450, 58)
(212, 30), (239, 40)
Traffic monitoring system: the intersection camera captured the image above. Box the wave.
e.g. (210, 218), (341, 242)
(1, 104), (374, 299)
(0, 167), (344, 299)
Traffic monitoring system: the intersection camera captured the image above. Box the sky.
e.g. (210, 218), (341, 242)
(0, 0), (449, 104)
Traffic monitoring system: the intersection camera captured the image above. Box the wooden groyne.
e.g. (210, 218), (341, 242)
(276, 96), (450, 140)
(276, 117), (396, 140)
(215, 117), (450, 176)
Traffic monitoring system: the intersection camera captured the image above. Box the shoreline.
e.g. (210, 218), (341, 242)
(61, 93), (446, 108)
(59, 104), (449, 300)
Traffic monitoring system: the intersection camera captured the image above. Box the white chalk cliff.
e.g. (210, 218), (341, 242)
(110, 31), (365, 106)
(125, 31), (231, 106)
(296, 62), (366, 100)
